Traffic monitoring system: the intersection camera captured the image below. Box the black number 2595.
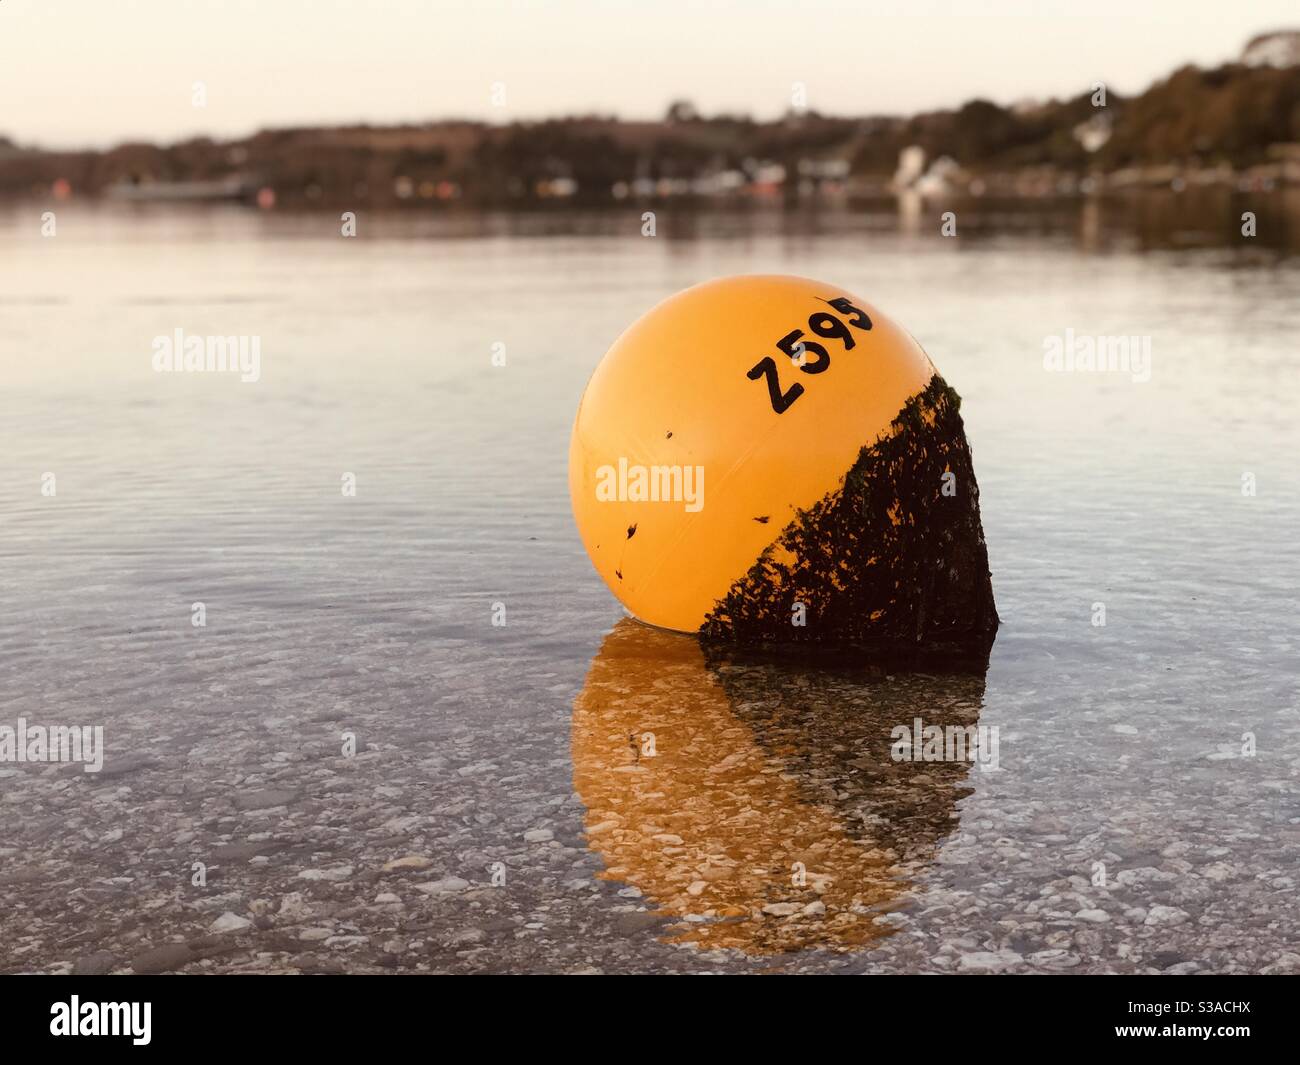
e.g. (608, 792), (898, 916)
(746, 297), (873, 415)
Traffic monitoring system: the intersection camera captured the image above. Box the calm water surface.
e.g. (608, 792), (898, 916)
(0, 204), (1296, 973)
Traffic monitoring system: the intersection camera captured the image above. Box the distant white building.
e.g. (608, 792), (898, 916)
(1241, 30), (1300, 68)
(1073, 113), (1113, 153)
(893, 146), (927, 189)
(892, 147), (964, 197)
(915, 156), (960, 197)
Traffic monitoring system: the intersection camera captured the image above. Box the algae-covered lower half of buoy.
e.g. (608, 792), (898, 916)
(699, 373), (998, 658)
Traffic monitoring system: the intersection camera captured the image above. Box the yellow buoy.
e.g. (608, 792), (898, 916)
(569, 274), (997, 656)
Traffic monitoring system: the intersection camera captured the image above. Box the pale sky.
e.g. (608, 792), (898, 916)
(1, 0), (1294, 149)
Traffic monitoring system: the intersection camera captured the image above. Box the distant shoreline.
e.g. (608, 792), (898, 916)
(6, 188), (1294, 255)
(3, 51), (1297, 209)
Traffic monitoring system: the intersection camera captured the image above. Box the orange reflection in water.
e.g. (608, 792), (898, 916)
(572, 619), (990, 955)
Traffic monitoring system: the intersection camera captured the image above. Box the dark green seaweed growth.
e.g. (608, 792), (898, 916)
(699, 374), (998, 662)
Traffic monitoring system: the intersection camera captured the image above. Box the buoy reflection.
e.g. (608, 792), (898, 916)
(572, 619), (991, 954)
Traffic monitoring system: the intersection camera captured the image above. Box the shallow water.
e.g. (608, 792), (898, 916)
(0, 203), (1297, 973)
